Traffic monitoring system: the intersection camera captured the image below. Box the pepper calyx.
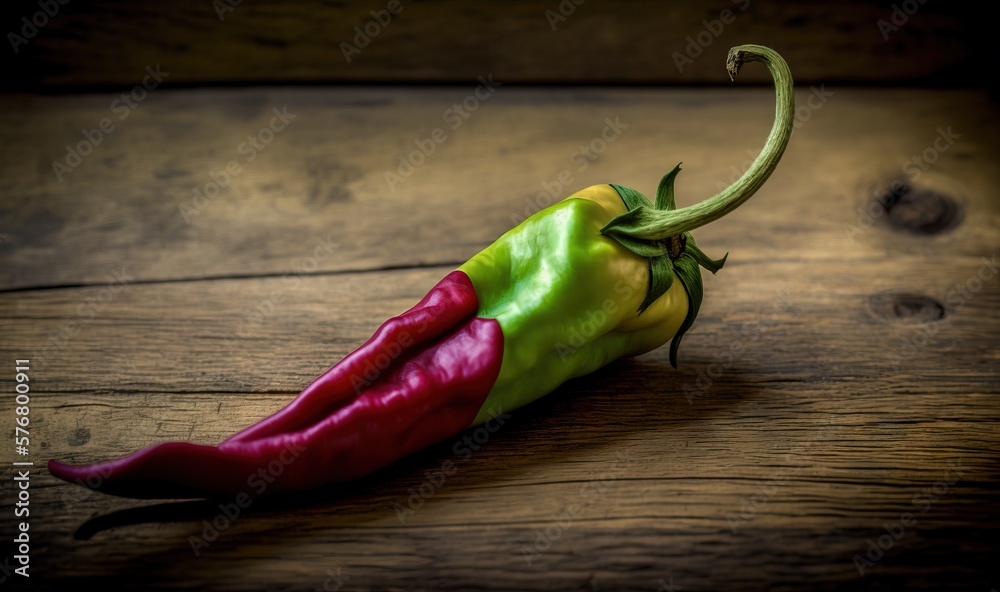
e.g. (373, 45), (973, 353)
(599, 45), (793, 365)
(602, 185), (732, 367)
(605, 165), (728, 367)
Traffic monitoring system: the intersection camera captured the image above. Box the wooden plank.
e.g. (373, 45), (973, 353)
(1, 0), (981, 88)
(1, 87), (997, 292)
(0, 87), (997, 589)
(2, 259), (999, 391)
(1, 257), (998, 588)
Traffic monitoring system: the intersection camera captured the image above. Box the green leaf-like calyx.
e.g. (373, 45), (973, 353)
(598, 44), (794, 367)
(607, 165), (727, 368)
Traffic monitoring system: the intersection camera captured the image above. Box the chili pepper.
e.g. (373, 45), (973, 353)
(49, 45), (794, 499)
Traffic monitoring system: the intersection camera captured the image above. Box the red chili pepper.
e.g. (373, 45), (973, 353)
(50, 271), (504, 498)
(49, 44), (794, 499)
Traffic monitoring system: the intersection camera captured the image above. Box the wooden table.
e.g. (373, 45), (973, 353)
(1, 85), (997, 590)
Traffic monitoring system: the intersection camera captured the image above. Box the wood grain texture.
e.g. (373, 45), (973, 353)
(1, 87), (998, 290)
(1, 0), (982, 88)
(0, 87), (998, 590)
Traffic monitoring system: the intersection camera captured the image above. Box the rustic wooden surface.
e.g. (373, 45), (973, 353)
(0, 85), (998, 590)
(1, 0), (983, 88)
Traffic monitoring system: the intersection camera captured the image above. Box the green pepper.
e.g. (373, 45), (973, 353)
(49, 45), (793, 498)
(465, 44), (793, 424)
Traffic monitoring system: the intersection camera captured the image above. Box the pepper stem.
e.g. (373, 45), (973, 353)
(601, 45), (794, 241)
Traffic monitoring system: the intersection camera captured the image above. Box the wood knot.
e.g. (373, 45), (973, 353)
(880, 183), (960, 235)
(67, 427), (91, 447)
(870, 292), (946, 324)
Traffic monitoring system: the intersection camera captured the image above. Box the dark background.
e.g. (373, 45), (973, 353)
(0, 1), (989, 90)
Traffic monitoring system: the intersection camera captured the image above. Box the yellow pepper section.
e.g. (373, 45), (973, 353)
(459, 185), (689, 426)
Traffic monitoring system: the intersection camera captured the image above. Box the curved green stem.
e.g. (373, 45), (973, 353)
(602, 44), (794, 241)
